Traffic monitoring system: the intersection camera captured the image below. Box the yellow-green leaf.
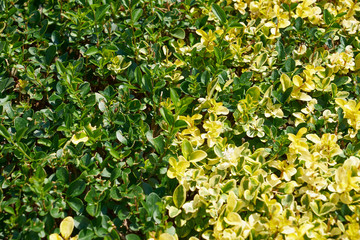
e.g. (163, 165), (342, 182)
(227, 191), (237, 212)
(168, 206), (182, 218)
(355, 52), (360, 70)
(173, 184), (186, 208)
(60, 216), (74, 239)
(246, 86), (261, 101)
(280, 73), (292, 92)
(182, 139), (193, 159)
(221, 179), (236, 193)
(255, 53), (268, 68)
(320, 202), (336, 215)
(189, 150), (207, 162)
(70, 131), (88, 145)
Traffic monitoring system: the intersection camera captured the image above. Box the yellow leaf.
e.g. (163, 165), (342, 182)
(60, 216), (74, 240)
(167, 168), (177, 179)
(297, 127), (307, 137)
(224, 212), (242, 225)
(177, 160), (190, 173)
(298, 92), (312, 101)
(292, 75), (303, 86)
(195, 29), (207, 38)
(168, 157), (177, 167)
(159, 233), (176, 240)
(49, 234), (63, 240)
(306, 134), (321, 144)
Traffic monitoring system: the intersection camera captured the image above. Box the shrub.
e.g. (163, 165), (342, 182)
(1, 0), (360, 239)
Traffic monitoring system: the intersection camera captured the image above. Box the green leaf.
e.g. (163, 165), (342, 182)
(173, 184), (186, 208)
(146, 132), (165, 154)
(276, 41), (285, 60)
(131, 8), (143, 23)
(0, 124), (10, 139)
(45, 45), (56, 65)
(84, 187), (98, 203)
(282, 86), (293, 102)
(170, 28), (185, 39)
(134, 66), (142, 84)
(95, 5), (110, 22)
(67, 180), (86, 197)
(284, 58), (295, 72)
(324, 9), (333, 25)
(105, 230), (121, 240)
(174, 120), (187, 129)
(111, 168), (122, 181)
(109, 147), (121, 159)
(79, 82), (90, 96)
(160, 107), (174, 126)
(110, 187), (122, 201)
(78, 229), (95, 240)
(331, 83), (338, 97)
(211, 4), (227, 25)
(55, 61), (66, 75)
(67, 198), (84, 213)
(145, 192), (161, 216)
(294, 17), (303, 31)
(85, 46), (99, 56)
(4, 206), (15, 215)
(189, 150), (207, 162)
(130, 0), (141, 9)
(56, 167), (69, 183)
(170, 88), (180, 105)
(35, 166), (47, 179)
(14, 117), (27, 131)
(116, 130), (128, 145)
(126, 234), (141, 240)
(333, 76), (349, 86)
(86, 203), (101, 217)
(0, 77), (14, 93)
(40, 19), (48, 35)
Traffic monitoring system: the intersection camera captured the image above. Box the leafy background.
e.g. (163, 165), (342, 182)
(1, 0), (360, 239)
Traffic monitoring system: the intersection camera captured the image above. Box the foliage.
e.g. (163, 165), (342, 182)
(1, 0), (360, 239)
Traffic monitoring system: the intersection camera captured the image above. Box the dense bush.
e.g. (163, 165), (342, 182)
(1, 0), (360, 239)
